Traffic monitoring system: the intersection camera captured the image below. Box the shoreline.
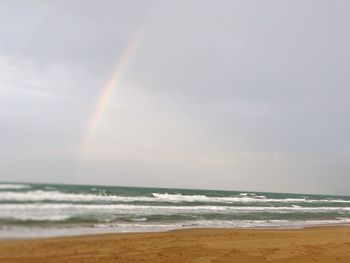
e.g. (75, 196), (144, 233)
(1, 226), (350, 262)
(1, 222), (350, 241)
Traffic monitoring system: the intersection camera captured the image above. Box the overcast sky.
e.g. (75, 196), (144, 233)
(0, 0), (349, 195)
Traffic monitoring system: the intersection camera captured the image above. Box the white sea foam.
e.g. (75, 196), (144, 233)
(94, 218), (350, 233)
(152, 193), (270, 203)
(151, 193), (350, 204)
(177, 218), (350, 229)
(0, 184), (30, 190)
(2, 214), (71, 221)
(239, 192), (256, 196)
(2, 218), (350, 239)
(0, 190), (155, 202)
(0, 203), (349, 222)
(0, 190), (349, 204)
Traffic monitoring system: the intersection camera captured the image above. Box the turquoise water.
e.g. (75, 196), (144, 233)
(1, 182), (350, 238)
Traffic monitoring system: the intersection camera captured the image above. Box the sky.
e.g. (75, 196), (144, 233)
(0, 0), (349, 195)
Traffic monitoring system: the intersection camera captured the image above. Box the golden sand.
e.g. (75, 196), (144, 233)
(0, 227), (350, 262)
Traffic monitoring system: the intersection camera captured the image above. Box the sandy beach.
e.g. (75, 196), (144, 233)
(0, 227), (349, 262)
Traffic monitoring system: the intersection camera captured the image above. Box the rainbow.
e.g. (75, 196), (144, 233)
(78, 26), (146, 163)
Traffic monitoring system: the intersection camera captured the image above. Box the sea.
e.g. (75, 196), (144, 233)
(1, 182), (350, 239)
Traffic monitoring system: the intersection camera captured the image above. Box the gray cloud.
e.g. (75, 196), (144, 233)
(0, 0), (349, 194)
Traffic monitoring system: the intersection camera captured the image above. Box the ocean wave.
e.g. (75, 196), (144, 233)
(0, 190), (349, 204)
(1, 203), (350, 214)
(0, 190), (155, 202)
(0, 214), (70, 222)
(93, 218), (350, 230)
(2, 218), (350, 239)
(152, 193), (268, 203)
(189, 218), (350, 228)
(0, 184), (31, 190)
(239, 192), (256, 196)
(151, 193), (350, 204)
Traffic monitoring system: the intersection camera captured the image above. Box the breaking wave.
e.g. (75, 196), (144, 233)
(1, 191), (349, 204)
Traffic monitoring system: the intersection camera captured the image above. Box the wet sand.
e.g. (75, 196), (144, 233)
(0, 227), (350, 262)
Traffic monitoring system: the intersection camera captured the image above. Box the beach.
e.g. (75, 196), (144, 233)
(1, 227), (350, 262)
(1, 183), (350, 262)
